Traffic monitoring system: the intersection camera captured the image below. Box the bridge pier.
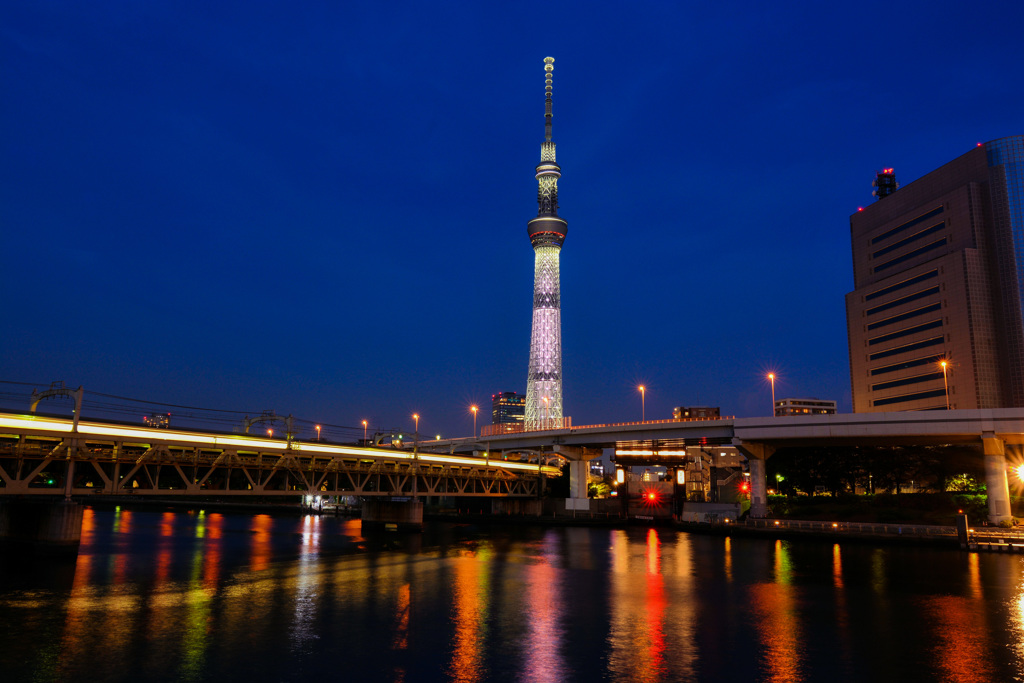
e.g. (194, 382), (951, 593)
(732, 440), (774, 518)
(983, 435), (1012, 525)
(361, 499), (423, 531)
(0, 499), (84, 552)
(557, 446), (600, 512)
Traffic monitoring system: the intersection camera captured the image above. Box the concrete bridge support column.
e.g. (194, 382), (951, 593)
(732, 440), (775, 519)
(983, 435), (1012, 525)
(0, 499), (84, 552)
(361, 499), (423, 531)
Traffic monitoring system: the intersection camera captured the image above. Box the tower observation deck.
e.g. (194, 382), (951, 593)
(525, 57), (567, 428)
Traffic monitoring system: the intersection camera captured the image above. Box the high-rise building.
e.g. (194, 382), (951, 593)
(845, 136), (1024, 412)
(525, 57), (568, 427)
(491, 391), (526, 426)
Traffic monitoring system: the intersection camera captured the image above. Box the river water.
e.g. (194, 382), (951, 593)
(1, 504), (1022, 682)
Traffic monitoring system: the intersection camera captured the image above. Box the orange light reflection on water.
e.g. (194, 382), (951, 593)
(203, 513), (223, 590)
(750, 540), (804, 683)
(250, 514), (272, 572)
(923, 593), (995, 682)
(448, 554), (487, 683)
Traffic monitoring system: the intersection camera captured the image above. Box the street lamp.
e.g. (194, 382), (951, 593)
(776, 473), (783, 495)
(767, 373), (776, 416)
(315, 425), (321, 441)
(413, 413), (419, 443)
(940, 360), (950, 410)
(470, 405), (478, 438)
(362, 420), (368, 444)
(638, 385), (646, 422)
(267, 428), (273, 438)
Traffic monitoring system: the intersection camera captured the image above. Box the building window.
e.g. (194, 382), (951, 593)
(871, 371), (945, 392)
(870, 206), (944, 245)
(871, 222), (946, 259)
(865, 269), (939, 301)
(870, 354), (944, 376)
(872, 388), (947, 407)
(873, 238), (948, 274)
(868, 336), (944, 361)
(866, 303), (942, 330)
(867, 319), (943, 346)
(866, 286), (941, 316)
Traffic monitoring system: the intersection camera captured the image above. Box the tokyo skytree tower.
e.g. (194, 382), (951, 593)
(525, 57), (567, 427)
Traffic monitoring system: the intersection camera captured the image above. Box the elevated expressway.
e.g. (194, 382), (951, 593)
(0, 412), (560, 500)
(430, 409), (1024, 522)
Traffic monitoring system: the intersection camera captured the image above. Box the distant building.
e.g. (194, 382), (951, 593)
(774, 398), (837, 416)
(491, 391), (526, 426)
(673, 406), (720, 420)
(846, 136), (1024, 411)
(143, 413), (171, 428)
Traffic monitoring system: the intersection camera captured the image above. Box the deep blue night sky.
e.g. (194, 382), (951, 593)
(3, 1), (1022, 438)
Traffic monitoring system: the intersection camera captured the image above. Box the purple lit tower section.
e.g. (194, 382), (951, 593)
(525, 57), (568, 428)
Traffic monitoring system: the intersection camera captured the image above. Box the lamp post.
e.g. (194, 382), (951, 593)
(413, 413), (419, 444)
(940, 360), (950, 410)
(315, 425), (321, 441)
(638, 385), (646, 422)
(471, 405), (478, 438)
(767, 373), (776, 416)
(267, 428), (273, 439)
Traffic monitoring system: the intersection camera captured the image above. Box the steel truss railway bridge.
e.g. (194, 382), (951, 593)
(0, 412), (559, 500)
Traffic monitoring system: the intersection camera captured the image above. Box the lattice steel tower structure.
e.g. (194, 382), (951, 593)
(525, 57), (568, 427)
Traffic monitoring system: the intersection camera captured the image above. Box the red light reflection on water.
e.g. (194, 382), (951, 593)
(642, 529), (667, 682)
(607, 528), (669, 682)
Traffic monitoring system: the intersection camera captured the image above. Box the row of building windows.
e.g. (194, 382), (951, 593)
(873, 238), (948, 274)
(867, 319), (943, 346)
(871, 221), (946, 259)
(865, 285), (940, 316)
(873, 387), (947, 407)
(870, 206), (944, 245)
(868, 336), (944, 361)
(870, 354), (943, 376)
(871, 371), (944, 392)
(865, 269), (939, 302)
(866, 303), (942, 331)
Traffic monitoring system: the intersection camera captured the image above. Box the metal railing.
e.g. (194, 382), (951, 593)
(479, 414), (734, 438)
(745, 518), (958, 537)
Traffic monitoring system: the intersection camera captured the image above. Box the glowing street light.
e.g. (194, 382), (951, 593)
(638, 385), (646, 422)
(315, 424), (321, 441)
(470, 405), (479, 438)
(940, 359), (950, 410)
(362, 420), (368, 444)
(413, 413), (419, 444)
(767, 373), (776, 416)
(267, 428), (273, 439)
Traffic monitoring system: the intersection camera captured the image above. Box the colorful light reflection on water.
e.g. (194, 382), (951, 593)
(1, 506), (1023, 682)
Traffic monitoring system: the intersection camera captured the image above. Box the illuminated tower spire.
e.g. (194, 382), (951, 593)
(525, 57), (567, 428)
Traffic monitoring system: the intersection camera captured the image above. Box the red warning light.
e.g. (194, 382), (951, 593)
(740, 481), (751, 494)
(640, 487), (661, 507)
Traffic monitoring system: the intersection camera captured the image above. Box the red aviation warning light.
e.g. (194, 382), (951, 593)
(739, 481), (751, 494)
